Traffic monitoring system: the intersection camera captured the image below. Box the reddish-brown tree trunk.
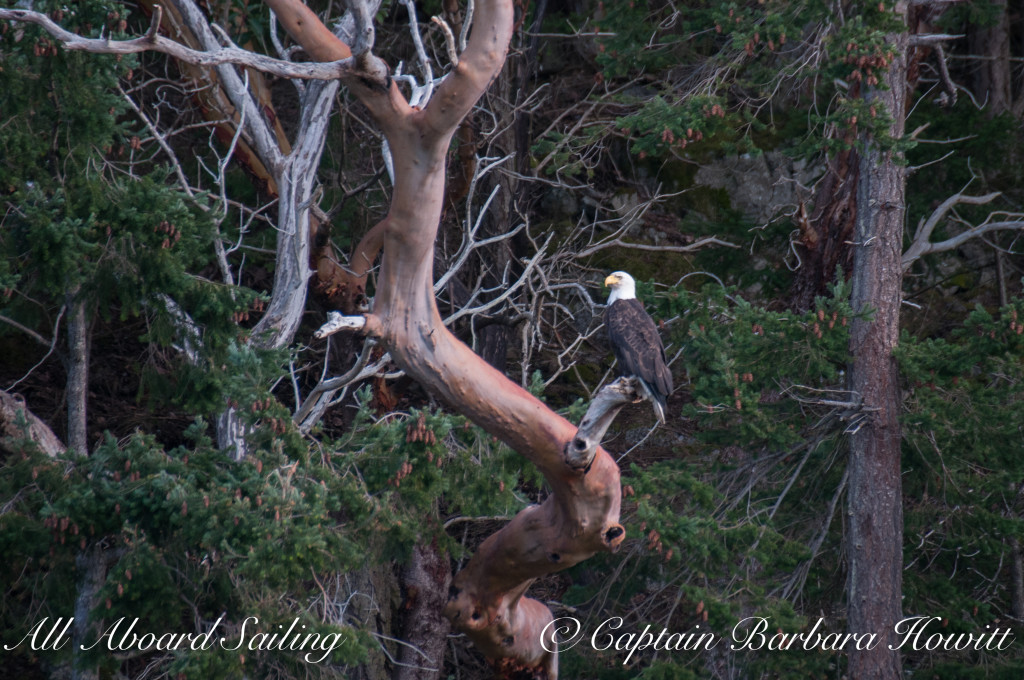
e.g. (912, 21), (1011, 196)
(267, 1), (624, 676)
(845, 13), (907, 680)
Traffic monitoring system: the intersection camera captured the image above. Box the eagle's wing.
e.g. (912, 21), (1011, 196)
(605, 299), (673, 398)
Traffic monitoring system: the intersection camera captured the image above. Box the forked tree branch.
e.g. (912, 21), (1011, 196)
(902, 189), (1024, 270)
(168, 0), (286, 175)
(910, 190), (1001, 246)
(263, 0), (412, 130)
(4, 0), (627, 672)
(271, 0), (624, 675)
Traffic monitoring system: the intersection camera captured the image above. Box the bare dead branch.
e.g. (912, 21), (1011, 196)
(911, 189), (1000, 244)
(900, 189), (1024, 270)
(314, 312), (368, 339)
(170, 0), (285, 171)
(933, 43), (957, 107)
(4, 306), (66, 393)
(574, 235), (739, 259)
(443, 233), (547, 326)
(0, 7), (364, 81)
(909, 33), (963, 46)
(459, 0), (474, 52)
(294, 340), (390, 432)
(431, 15), (459, 66)
(565, 378), (644, 470)
(118, 86), (195, 200)
(904, 218), (1024, 269)
(419, 0), (512, 136)
(779, 466), (849, 601)
(0, 313), (51, 348)
(399, 0), (434, 96)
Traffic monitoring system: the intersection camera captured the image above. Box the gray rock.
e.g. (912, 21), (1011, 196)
(695, 152), (821, 225)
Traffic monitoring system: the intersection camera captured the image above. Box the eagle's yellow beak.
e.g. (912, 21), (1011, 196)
(604, 274), (620, 287)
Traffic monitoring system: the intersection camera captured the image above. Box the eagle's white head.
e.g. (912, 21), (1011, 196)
(605, 271), (637, 304)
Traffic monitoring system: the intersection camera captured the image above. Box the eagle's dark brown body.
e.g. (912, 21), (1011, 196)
(604, 297), (673, 423)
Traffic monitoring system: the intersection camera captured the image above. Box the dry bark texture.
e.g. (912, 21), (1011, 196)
(845, 8), (907, 680)
(265, 0), (624, 676)
(396, 541), (452, 680)
(139, 0), (287, 192)
(0, 389), (66, 457)
(65, 291), (89, 455)
(788, 147), (858, 312)
(967, 0), (1012, 116)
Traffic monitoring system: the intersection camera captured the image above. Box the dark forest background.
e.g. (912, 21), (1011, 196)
(2, 0), (1024, 678)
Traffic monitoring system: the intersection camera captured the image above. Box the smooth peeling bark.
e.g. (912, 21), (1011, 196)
(262, 0), (351, 60)
(264, 0), (411, 126)
(264, 0), (417, 314)
(268, 0), (622, 674)
(365, 100), (622, 680)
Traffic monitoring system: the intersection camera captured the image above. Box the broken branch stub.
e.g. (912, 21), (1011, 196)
(566, 377), (644, 470)
(313, 312), (368, 338)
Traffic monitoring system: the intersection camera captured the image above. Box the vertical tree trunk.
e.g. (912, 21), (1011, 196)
(968, 0), (1012, 116)
(71, 544), (105, 680)
(248, 118), (334, 351)
(169, 0), (339, 458)
(210, 79), (339, 459)
(846, 13), (907, 680)
(394, 541), (451, 680)
(1011, 537), (1024, 620)
(65, 290), (89, 455)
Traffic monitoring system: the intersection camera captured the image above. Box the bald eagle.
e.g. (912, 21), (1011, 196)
(604, 271), (673, 424)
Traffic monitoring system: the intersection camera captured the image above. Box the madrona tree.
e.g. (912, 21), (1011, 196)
(0, 0), (640, 675)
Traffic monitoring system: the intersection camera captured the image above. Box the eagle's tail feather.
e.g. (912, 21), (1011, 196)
(651, 393), (667, 425)
(636, 378), (668, 425)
